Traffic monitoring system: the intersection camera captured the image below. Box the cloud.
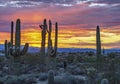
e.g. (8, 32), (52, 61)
(96, 0), (120, 4)
(0, 0), (120, 48)
(0, 0), (120, 31)
(0, 0), (120, 8)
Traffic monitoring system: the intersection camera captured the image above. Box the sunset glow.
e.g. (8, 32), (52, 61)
(0, 0), (120, 49)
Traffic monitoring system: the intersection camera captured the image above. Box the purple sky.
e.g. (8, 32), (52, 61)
(0, 0), (120, 48)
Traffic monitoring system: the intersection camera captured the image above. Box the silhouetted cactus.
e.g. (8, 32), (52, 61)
(48, 70), (54, 84)
(39, 19), (47, 64)
(39, 19), (58, 65)
(96, 25), (101, 59)
(110, 59), (116, 84)
(47, 20), (52, 56)
(7, 19), (29, 75)
(4, 40), (9, 59)
(50, 22), (58, 57)
(47, 20), (58, 57)
(11, 21), (14, 47)
(96, 25), (102, 71)
(101, 78), (109, 84)
(4, 21), (14, 59)
(9, 19), (29, 59)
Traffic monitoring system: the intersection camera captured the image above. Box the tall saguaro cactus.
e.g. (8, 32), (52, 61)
(96, 25), (102, 71)
(9, 19), (29, 60)
(50, 22), (58, 57)
(46, 21), (58, 69)
(96, 25), (101, 59)
(39, 19), (47, 64)
(39, 19), (58, 67)
(47, 21), (58, 57)
(15, 19), (21, 54)
(8, 19), (29, 75)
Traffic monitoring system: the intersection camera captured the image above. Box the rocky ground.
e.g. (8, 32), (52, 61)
(0, 52), (119, 84)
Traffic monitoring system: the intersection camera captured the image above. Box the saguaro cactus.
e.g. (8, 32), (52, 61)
(9, 19), (29, 60)
(4, 21), (14, 59)
(47, 20), (52, 56)
(46, 21), (58, 69)
(47, 21), (58, 57)
(48, 70), (54, 84)
(4, 40), (8, 58)
(50, 22), (58, 57)
(96, 25), (102, 71)
(39, 19), (47, 64)
(39, 19), (58, 68)
(11, 21), (14, 47)
(8, 19), (29, 75)
(96, 25), (101, 58)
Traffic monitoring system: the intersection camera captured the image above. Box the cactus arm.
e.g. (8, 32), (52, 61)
(20, 43), (29, 55)
(54, 22), (58, 51)
(39, 25), (43, 29)
(11, 21), (14, 47)
(50, 22), (58, 57)
(8, 42), (12, 55)
(47, 20), (52, 55)
(50, 49), (57, 57)
(9, 47), (14, 56)
(15, 19), (21, 54)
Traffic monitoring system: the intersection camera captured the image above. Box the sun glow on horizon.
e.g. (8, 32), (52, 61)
(0, 25), (120, 49)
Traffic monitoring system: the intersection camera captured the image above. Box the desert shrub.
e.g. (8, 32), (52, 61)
(73, 55), (83, 63)
(107, 52), (116, 58)
(3, 76), (21, 84)
(21, 53), (40, 65)
(82, 56), (96, 63)
(66, 55), (74, 63)
(101, 78), (109, 84)
(0, 57), (4, 62)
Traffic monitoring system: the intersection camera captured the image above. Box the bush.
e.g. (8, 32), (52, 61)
(21, 53), (40, 65)
(101, 78), (109, 84)
(0, 57), (4, 62)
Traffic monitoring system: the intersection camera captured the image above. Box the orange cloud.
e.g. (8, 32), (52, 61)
(0, 25), (120, 49)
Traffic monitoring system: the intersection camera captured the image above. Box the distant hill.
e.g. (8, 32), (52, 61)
(0, 44), (120, 54)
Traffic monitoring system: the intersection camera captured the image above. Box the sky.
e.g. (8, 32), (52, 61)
(0, 0), (120, 49)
